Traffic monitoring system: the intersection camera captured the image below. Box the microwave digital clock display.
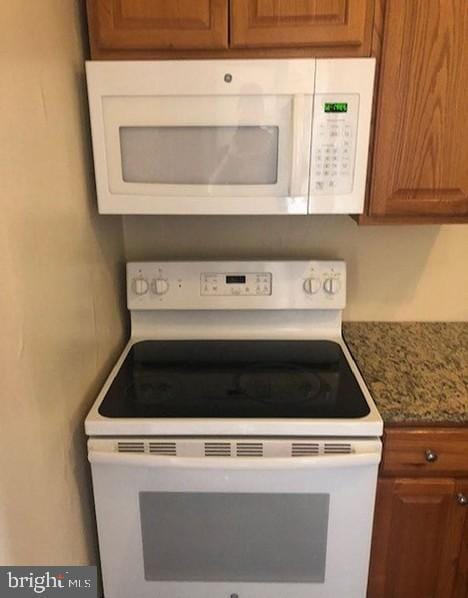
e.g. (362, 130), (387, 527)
(324, 102), (348, 113)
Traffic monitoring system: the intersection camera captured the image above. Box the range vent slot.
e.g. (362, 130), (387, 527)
(149, 442), (177, 456)
(117, 441), (145, 453)
(324, 443), (352, 454)
(204, 442), (231, 457)
(291, 443), (320, 456)
(236, 442), (263, 457)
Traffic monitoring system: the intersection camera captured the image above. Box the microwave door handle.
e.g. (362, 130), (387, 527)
(289, 93), (306, 198)
(88, 450), (381, 470)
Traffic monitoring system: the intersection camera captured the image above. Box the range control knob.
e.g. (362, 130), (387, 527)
(323, 277), (341, 295)
(152, 278), (169, 295)
(303, 277), (321, 295)
(132, 277), (149, 296)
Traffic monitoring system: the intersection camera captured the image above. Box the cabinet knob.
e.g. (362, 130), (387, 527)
(456, 493), (468, 506)
(425, 449), (438, 463)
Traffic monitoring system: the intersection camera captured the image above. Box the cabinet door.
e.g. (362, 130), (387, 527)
(87, 0), (228, 56)
(453, 480), (468, 598)
(368, 0), (468, 221)
(368, 478), (467, 598)
(230, 0), (374, 55)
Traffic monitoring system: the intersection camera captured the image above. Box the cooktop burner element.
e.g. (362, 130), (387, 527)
(98, 340), (370, 419)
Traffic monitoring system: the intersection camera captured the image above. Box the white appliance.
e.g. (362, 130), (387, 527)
(86, 59), (375, 215)
(86, 260), (382, 598)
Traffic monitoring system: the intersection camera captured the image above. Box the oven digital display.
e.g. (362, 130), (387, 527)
(226, 275), (246, 284)
(324, 102), (348, 113)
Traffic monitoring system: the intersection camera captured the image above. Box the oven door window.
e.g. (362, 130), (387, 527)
(139, 492), (329, 583)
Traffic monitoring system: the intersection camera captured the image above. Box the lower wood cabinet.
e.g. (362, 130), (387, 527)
(368, 427), (468, 598)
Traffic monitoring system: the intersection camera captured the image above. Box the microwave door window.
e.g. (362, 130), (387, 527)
(119, 126), (279, 185)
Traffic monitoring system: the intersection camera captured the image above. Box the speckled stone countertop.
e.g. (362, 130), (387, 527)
(343, 322), (468, 425)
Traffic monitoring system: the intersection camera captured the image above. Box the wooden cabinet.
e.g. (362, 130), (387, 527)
(368, 427), (468, 598)
(364, 0), (468, 223)
(86, 0), (229, 54)
(86, 0), (374, 58)
(230, 0), (374, 55)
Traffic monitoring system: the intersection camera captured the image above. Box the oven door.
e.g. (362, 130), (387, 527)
(94, 93), (312, 215)
(89, 440), (380, 598)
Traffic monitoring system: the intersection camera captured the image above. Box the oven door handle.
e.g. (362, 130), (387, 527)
(88, 450), (381, 469)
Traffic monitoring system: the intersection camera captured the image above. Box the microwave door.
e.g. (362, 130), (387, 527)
(98, 94), (312, 215)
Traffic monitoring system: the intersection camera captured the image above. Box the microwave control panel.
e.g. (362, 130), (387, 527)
(310, 94), (359, 195)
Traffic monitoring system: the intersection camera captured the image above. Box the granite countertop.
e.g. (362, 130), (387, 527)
(343, 322), (468, 425)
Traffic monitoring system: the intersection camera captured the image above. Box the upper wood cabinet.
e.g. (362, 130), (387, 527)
(364, 0), (468, 223)
(86, 0), (374, 58)
(230, 0), (374, 55)
(86, 0), (229, 54)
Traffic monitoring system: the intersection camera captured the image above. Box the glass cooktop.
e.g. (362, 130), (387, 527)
(99, 340), (370, 419)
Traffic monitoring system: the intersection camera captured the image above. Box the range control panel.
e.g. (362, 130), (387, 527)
(201, 272), (272, 296)
(310, 94), (359, 195)
(127, 261), (346, 310)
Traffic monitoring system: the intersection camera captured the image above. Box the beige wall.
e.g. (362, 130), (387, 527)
(0, 1), (126, 564)
(124, 216), (468, 321)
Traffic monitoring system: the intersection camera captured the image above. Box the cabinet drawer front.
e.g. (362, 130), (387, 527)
(381, 428), (468, 477)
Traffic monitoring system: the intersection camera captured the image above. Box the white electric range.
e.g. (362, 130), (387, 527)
(86, 260), (382, 598)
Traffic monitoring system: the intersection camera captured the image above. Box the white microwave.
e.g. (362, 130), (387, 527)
(86, 59), (375, 215)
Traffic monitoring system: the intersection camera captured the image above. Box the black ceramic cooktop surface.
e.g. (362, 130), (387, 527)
(98, 340), (370, 419)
